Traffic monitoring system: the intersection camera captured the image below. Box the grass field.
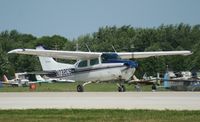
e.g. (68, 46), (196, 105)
(0, 82), (168, 92)
(0, 109), (199, 122)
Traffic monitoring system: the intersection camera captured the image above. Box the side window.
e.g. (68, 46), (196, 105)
(78, 60), (87, 67)
(90, 58), (99, 66)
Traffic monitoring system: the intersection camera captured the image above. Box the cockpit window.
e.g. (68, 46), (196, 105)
(101, 53), (120, 63)
(78, 60), (87, 67)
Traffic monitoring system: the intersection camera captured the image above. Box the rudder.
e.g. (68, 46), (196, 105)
(36, 46), (74, 71)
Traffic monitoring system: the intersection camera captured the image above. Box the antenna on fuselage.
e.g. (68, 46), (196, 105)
(111, 45), (117, 53)
(85, 44), (91, 52)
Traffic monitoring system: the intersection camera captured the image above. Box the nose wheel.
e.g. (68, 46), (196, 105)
(118, 84), (126, 92)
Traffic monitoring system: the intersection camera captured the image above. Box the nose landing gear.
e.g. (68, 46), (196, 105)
(117, 84), (126, 92)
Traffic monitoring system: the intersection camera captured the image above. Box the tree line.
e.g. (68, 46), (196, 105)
(1, 23), (200, 79)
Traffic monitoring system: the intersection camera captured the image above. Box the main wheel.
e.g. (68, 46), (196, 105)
(77, 85), (84, 92)
(121, 85), (126, 92)
(118, 86), (123, 92)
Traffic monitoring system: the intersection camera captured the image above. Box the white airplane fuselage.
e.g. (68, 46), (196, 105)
(40, 52), (138, 83)
(57, 63), (136, 82)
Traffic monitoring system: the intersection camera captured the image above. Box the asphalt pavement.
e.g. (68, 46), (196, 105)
(0, 92), (200, 110)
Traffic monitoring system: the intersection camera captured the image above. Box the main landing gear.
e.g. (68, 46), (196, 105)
(76, 77), (127, 92)
(77, 81), (93, 92)
(77, 83), (127, 92)
(77, 84), (84, 92)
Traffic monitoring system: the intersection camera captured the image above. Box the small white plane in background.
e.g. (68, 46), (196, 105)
(8, 46), (192, 92)
(129, 73), (160, 84)
(2, 74), (29, 87)
(41, 75), (75, 83)
(2, 75), (19, 87)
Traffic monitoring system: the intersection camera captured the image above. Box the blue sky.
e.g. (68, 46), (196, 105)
(0, 0), (200, 39)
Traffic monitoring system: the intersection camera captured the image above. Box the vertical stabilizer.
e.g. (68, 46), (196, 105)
(35, 75), (45, 82)
(3, 75), (9, 83)
(36, 46), (74, 71)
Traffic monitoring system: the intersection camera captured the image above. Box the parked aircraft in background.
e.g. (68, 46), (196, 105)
(27, 73), (75, 83)
(130, 71), (200, 91)
(129, 73), (160, 84)
(127, 73), (161, 91)
(163, 71), (200, 91)
(40, 75), (75, 83)
(2, 75), (19, 87)
(8, 46), (192, 92)
(2, 74), (29, 87)
(15, 72), (30, 86)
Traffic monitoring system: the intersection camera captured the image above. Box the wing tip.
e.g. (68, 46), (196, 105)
(184, 51), (193, 55)
(8, 49), (24, 54)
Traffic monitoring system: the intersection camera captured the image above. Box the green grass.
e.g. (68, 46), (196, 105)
(0, 82), (168, 92)
(0, 109), (199, 122)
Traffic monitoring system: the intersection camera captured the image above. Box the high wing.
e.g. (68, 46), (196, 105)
(8, 48), (192, 60)
(8, 49), (102, 60)
(118, 51), (192, 59)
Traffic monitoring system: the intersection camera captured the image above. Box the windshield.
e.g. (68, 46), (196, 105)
(101, 53), (121, 63)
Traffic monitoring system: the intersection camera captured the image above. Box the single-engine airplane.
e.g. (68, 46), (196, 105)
(2, 74), (29, 87)
(8, 46), (192, 92)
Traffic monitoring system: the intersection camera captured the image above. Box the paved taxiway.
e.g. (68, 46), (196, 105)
(0, 92), (200, 110)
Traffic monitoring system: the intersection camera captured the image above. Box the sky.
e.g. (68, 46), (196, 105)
(0, 0), (200, 39)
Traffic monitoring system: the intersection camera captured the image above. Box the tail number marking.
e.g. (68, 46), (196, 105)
(56, 69), (73, 77)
